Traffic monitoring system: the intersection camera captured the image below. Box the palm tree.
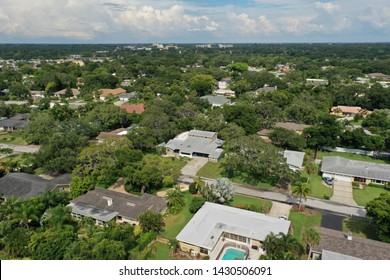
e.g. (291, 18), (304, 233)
(193, 176), (205, 194)
(166, 186), (185, 214)
(168, 238), (180, 254)
(10, 202), (40, 228)
(292, 181), (310, 210)
(262, 232), (304, 260)
(302, 228), (321, 254)
(40, 205), (73, 229)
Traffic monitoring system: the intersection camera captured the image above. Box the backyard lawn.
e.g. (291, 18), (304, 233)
(316, 151), (389, 164)
(147, 242), (171, 260)
(343, 218), (379, 241)
(288, 209), (322, 244)
(353, 186), (390, 206)
(161, 191), (195, 240)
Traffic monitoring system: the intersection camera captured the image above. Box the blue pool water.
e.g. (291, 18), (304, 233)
(221, 248), (246, 260)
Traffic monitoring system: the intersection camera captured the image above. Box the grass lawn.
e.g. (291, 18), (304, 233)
(196, 160), (275, 190)
(229, 194), (273, 213)
(0, 132), (27, 145)
(148, 242), (172, 260)
(316, 151), (389, 164)
(161, 191), (195, 240)
(197, 161), (222, 179)
(288, 209), (322, 244)
(307, 174), (333, 199)
(343, 218), (379, 240)
(353, 186), (390, 206)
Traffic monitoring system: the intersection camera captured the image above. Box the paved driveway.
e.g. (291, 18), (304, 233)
(331, 180), (357, 206)
(0, 143), (40, 153)
(180, 157), (208, 177)
(268, 201), (292, 219)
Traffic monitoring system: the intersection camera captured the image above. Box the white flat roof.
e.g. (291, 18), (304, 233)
(176, 202), (290, 250)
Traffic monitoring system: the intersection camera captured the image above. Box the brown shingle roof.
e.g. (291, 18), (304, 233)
(99, 88), (126, 97)
(121, 103), (145, 114)
(96, 132), (123, 141)
(331, 106), (372, 115)
(274, 122), (311, 132)
(312, 227), (390, 260)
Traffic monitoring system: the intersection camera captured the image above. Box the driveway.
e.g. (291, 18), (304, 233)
(331, 180), (357, 206)
(180, 157), (208, 177)
(0, 143), (40, 153)
(268, 201), (292, 219)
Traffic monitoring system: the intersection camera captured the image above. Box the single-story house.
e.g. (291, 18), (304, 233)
(121, 103), (145, 114)
(213, 89), (236, 97)
(176, 202), (290, 259)
(200, 95), (231, 107)
(164, 130), (224, 162)
(0, 173), (72, 200)
(256, 122), (311, 141)
(95, 128), (127, 143)
(0, 113), (29, 131)
(53, 88), (80, 99)
(331, 106), (372, 117)
(283, 150), (305, 172)
(119, 92), (136, 101)
(321, 156), (390, 185)
(306, 78), (328, 86)
(99, 88), (126, 101)
(309, 227), (390, 260)
(68, 188), (167, 226)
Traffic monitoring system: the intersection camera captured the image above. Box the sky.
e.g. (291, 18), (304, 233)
(0, 0), (389, 43)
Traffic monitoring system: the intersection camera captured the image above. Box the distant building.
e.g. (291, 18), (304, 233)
(30, 90), (46, 98)
(367, 73), (390, 81)
(118, 92), (136, 102)
(121, 103), (145, 114)
(68, 188), (167, 226)
(0, 173), (71, 200)
(95, 128), (127, 143)
(164, 130), (224, 162)
(331, 106), (372, 117)
(306, 78), (328, 86)
(53, 88), (80, 99)
(200, 95), (231, 107)
(218, 44), (233, 48)
(213, 89), (236, 97)
(99, 88), (126, 101)
(0, 113), (29, 131)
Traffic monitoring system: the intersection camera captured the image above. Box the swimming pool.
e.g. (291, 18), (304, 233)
(221, 248), (247, 260)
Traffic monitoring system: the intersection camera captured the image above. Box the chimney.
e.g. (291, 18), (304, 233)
(103, 196), (113, 206)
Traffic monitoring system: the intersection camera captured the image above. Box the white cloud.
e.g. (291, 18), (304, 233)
(258, 15), (279, 35)
(314, 2), (340, 14)
(359, 6), (390, 29)
(280, 16), (323, 35)
(230, 13), (258, 35)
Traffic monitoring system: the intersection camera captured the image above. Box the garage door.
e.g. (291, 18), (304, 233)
(334, 174), (352, 182)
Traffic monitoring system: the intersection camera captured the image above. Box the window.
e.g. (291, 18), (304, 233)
(200, 248), (208, 254)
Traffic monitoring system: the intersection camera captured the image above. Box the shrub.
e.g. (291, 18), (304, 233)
(352, 182), (360, 187)
(368, 183), (385, 189)
(189, 197), (206, 214)
(323, 194), (330, 200)
(244, 204), (261, 212)
(188, 183), (197, 194)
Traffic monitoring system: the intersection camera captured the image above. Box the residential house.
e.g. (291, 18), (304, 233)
(283, 150), (305, 172)
(0, 173), (71, 200)
(68, 188), (167, 226)
(321, 156), (390, 185)
(331, 106), (372, 117)
(257, 122), (311, 142)
(119, 92), (136, 102)
(99, 88), (126, 101)
(309, 227), (390, 260)
(121, 103), (145, 115)
(200, 95), (231, 107)
(30, 90), (46, 98)
(255, 85), (277, 94)
(306, 78), (328, 86)
(213, 89), (236, 97)
(176, 202), (290, 259)
(164, 130), (224, 162)
(0, 113), (29, 131)
(367, 73), (390, 81)
(95, 128), (127, 143)
(53, 88), (80, 99)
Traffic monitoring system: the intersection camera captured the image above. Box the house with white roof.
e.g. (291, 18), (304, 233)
(176, 202), (290, 260)
(283, 150), (305, 172)
(164, 130), (224, 162)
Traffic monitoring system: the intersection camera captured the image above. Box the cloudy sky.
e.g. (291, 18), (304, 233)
(0, 0), (389, 43)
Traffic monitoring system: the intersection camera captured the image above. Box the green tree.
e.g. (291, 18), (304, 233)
(302, 228), (321, 253)
(365, 193), (390, 242)
(189, 196), (206, 214)
(166, 186), (185, 214)
(262, 232), (304, 260)
(230, 62), (249, 72)
(269, 127), (307, 151)
(292, 181), (310, 210)
(189, 74), (216, 96)
(138, 210), (165, 233)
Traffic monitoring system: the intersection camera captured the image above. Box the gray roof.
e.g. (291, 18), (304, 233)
(321, 250), (361, 260)
(119, 92), (136, 99)
(200, 95), (230, 107)
(165, 130), (223, 159)
(321, 156), (390, 181)
(69, 188), (167, 222)
(283, 150), (305, 170)
(312, 227), (390, 260)
(176, 202), (290, 250)
(0, 113), (29, 129)
(0, 173), (71, 199)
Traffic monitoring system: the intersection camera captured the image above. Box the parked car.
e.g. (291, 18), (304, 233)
(323, 177), (333, 185)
